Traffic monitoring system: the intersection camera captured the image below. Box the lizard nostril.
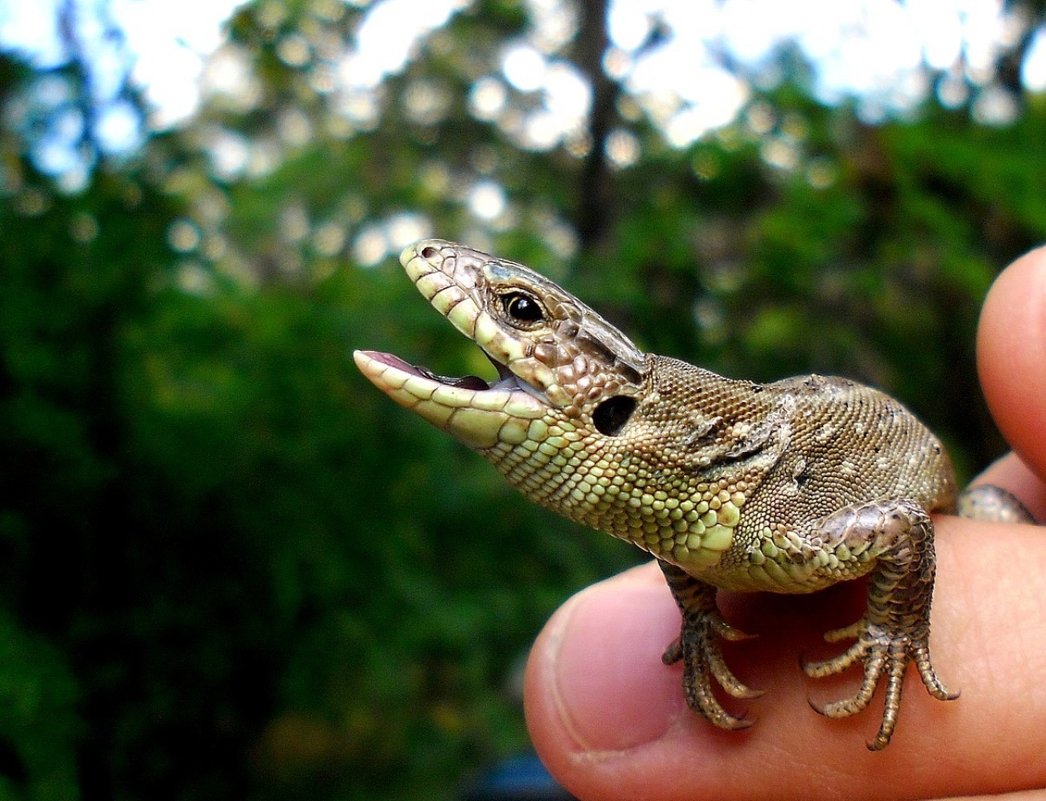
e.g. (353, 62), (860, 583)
(420, 245), (438, 259)
(593, 395), (636, 436)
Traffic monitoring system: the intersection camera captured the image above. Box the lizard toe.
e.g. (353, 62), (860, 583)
(680, 657), (755, 730)
(911, 639), (959, 700)
(711, 617), (757, 642)
(660, 637), (682, 665)
(707, 646), (763, 699)
(801, 637), (870, 678)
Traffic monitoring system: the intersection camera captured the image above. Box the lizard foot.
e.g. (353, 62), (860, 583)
(657, 564), (762, 731)
(802, 619), (957, 750)
(663, 611), (763, 731)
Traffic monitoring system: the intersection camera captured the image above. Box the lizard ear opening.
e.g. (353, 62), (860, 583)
(593, 396), (636, 436)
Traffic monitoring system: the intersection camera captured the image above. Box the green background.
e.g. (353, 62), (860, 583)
(1, 1), (1045, 799)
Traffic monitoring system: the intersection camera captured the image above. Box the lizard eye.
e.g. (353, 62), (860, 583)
(593, 396), (636, 436)
(502, 292), (544, 325)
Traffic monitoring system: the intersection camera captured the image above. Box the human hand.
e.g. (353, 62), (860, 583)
(524, 247), (1046, 801)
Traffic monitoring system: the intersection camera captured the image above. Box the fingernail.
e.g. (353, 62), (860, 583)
(547, 572), (684, 751)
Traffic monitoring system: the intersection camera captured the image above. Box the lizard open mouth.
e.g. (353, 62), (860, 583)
(353, 345), (548, 450)
(357, 350), (532, 395)
(354, 240), (558, 449)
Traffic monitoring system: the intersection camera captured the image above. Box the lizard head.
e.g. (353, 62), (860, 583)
(354, 239), (649, 450)
(355, 240), (756, 565)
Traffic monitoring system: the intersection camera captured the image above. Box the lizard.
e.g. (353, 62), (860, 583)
(354, 238), (1035, 750)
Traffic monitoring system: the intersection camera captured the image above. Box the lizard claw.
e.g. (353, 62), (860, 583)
(676, 645), (757, 728)
(658, 565), (762, 731)
(803, 618), (958, 750)
(665, 635), (763, 698)
(720, 712), (756, 731)
(661, 637), (683, 665)
(806, 696), (829, 717)
(713, 618), (758, 642)
(668, 620), (762, 724)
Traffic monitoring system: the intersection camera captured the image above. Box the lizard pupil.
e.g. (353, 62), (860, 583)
(592, 396), (636, 436)
(503, 292), (543, 323)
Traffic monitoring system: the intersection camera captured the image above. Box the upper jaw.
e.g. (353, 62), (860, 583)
(398, 239), (561, 399)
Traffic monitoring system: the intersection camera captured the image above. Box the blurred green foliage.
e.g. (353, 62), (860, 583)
(1, 1), (1045, 799)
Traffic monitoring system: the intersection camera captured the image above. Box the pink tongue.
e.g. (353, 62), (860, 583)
(362, 351), (420, 374)
(359, 350), (487, 390)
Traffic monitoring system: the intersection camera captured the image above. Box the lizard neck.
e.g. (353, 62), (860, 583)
(481, 355), (785, 568)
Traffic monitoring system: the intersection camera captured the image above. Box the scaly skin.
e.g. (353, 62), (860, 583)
(355, 239), (1034, 751)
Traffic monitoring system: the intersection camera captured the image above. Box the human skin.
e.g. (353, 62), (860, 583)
(524, 246), (1046, 801)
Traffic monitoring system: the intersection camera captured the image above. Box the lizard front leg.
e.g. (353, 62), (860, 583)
(659, 562), (763, 730)
(801, 499), (958, 750)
